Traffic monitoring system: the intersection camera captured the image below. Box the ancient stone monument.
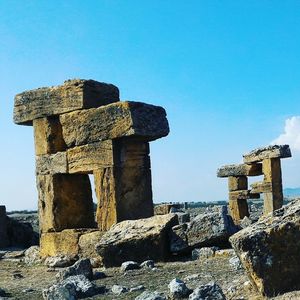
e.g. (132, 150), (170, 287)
(217, 145), (291, 224)
(14, 79), (169, 257)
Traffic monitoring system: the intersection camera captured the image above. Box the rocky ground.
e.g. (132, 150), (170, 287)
(1, 200), (300, 300)
(0, 249), (260, 300)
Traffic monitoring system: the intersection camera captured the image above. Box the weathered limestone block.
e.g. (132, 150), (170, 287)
(186, 206), (238, 248)
(228, 176), (247, 191)
(229, 199), (249, 223)
(250, 182), (272, 194)
(37, 174), (95, 233)
(154, 203), (182, 215)
(33, 117), (66, 155)
(217, 163), (262, 177)
(36, 152), (67, 175)
(40, 229), (97, 257)
(95, 139), (154, 231)
(262, 158), (283, 214)
(95, 214), (178, 267)
(230, 199), (300, 297)
(229, 190), (260, 200)
(67, 141), (113, 174)
(60, 101), (169, 147)
(14, 79), (120, 125)
(78, 231), (105, 259)
(243, 144), (291, 164)
(0, 206), (8, 248)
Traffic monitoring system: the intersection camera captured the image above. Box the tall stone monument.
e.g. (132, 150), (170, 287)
(14, 79), (169, 256)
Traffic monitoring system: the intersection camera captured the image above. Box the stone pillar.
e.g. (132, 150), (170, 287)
(95, 139), (153, 231)
(0, 206), (8, 248)
(228, 176), (249, 224)
(262, 158), (283, 214)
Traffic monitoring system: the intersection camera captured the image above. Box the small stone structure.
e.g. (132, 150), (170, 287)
(217, 145), (291, 224)
(14, 79), (169, 256)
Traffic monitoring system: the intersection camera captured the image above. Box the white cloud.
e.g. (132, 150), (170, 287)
(272, 116), (300, 151)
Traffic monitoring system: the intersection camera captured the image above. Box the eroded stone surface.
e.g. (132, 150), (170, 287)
(217, 163), (262, 177)
(95, 214), (178, 267)
(230, 199), (300, 297)
(243, 144), (291, 164)
(60, 101), (169, 147)
(14, 79), (119, 125)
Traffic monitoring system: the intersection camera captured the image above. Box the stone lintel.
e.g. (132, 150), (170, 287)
(243, 144), (291, 164)
(250, 182), (272, 194)
(229, 190), (260, 200)
(14, 79), (120, 125)
(60, 101), (170, 147)
(217, 163), (262, 177)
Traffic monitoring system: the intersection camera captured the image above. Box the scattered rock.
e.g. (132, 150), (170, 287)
(96, 214), (178, 267)
(135, 290), (166, 300)
(12, 272), (23, 279)
(24, 246), (41, 265)
(170, 224), (189, 254)
(120, 261), (140, 272)
(56, 258), (93, 281)
(184, 274), (200, 282)
(45, 255), (77, 268)
(93, 271), (107, 280)
(140, 260), (155, 269)
(42, 282), (76, 300)
(130, 285), (145, 292)
(187, 206), (238, 249)
(240, 216), (253, 228)
(168, 278), (192, 299)
(191, 247), (218, 260)
(214, 249), (235, 257)
(176, 213), (190, 224)
(111, 284), (128, 295)
(43, 275), (102, 299)
(188, 282), (225, 300)
(230, 199), (300, 297)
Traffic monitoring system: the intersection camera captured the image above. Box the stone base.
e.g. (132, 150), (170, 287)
(40, 229), (103, 258)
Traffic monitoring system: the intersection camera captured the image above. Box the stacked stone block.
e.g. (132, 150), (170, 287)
(218, 145), (291, 224)
(14, 79), (169, 256)
(0, 206), (8, 248)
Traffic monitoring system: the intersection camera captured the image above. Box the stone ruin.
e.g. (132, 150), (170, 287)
(0, 206), (8, 248)
(217, 145), (291, 224)
(13, 79), (169, 257)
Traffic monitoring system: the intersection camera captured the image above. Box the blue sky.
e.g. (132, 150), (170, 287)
(1, 1), (300, 210)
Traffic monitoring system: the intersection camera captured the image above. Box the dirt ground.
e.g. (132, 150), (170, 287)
(0, 252), (262, 300)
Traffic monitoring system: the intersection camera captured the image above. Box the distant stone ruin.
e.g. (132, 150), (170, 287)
(217, 145), (291, 224)
(13, 79), (169, 257)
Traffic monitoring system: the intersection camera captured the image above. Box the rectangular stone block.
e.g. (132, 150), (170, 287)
(228, 176), (248, 191)
(37, 174), (95, 233)
(243, 144), (291, 164)
(40, 229), (97, 257)
(67, 141), (113, 174)
(217, 163), (262, 177)
(14, 79), (120, 125)
(33, 117), (67, 155)
(228, 199), (249, 224)
(36, 152), (68, 175)
(94, 139), (154, 231)
(154, 204), (181, 215)
(250, 181), (272, 194)
(262, 158), (283, 214)
(60, 101), (169, 147)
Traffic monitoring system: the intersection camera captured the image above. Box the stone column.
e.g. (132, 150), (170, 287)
(228, 176), (249, 223)
(262, 158), (283, 214)
(94, 139), (153, 231)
